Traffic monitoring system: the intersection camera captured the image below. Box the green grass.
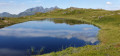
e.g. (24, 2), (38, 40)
(34, 8), (120, 56)
(0, 8), (120, 56)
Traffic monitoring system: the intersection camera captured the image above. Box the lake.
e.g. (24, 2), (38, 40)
(0, 18), (100, 56)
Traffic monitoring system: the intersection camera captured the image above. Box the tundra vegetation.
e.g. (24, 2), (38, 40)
(0, 7), (120, 56)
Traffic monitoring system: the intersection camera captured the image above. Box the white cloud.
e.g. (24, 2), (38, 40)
(0, 3), (9, 5)
(9, 1), (15, 3)
(106, 2), (112, 5)
(0, 1), (15, 6)
(29, 0), (41, 3)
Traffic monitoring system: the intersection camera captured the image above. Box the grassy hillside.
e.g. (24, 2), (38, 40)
(33, 8), (120, 56)
(0, 8), (120, 56)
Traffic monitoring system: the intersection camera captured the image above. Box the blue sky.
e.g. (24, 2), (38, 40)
(0, 0), (120, 14)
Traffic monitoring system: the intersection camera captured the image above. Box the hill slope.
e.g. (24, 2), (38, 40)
(32, 8), (120, 56)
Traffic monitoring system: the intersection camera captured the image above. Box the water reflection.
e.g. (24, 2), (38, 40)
(0, 48), (24, 56)
(0, 28), (98, 43)
(0, 18), (100, 56)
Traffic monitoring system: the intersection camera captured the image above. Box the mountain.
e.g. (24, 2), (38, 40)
(0, 12), (17, 17)
(0, 6), (60, 17)
(18, 6), (59, 17)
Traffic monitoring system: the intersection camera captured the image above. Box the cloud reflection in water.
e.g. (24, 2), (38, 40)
(0, 27), (98, 43)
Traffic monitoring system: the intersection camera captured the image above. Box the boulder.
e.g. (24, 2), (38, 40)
(0, 18), (5, 20)
(118, 13), (120, 15)
(98, 16), (104, 19)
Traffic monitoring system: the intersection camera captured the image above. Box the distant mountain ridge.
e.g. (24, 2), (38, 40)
(0, 12), (17, 17)
(0, 6), (60, 17)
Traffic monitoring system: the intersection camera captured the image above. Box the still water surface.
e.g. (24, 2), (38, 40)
(0, 18), (100, 56)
